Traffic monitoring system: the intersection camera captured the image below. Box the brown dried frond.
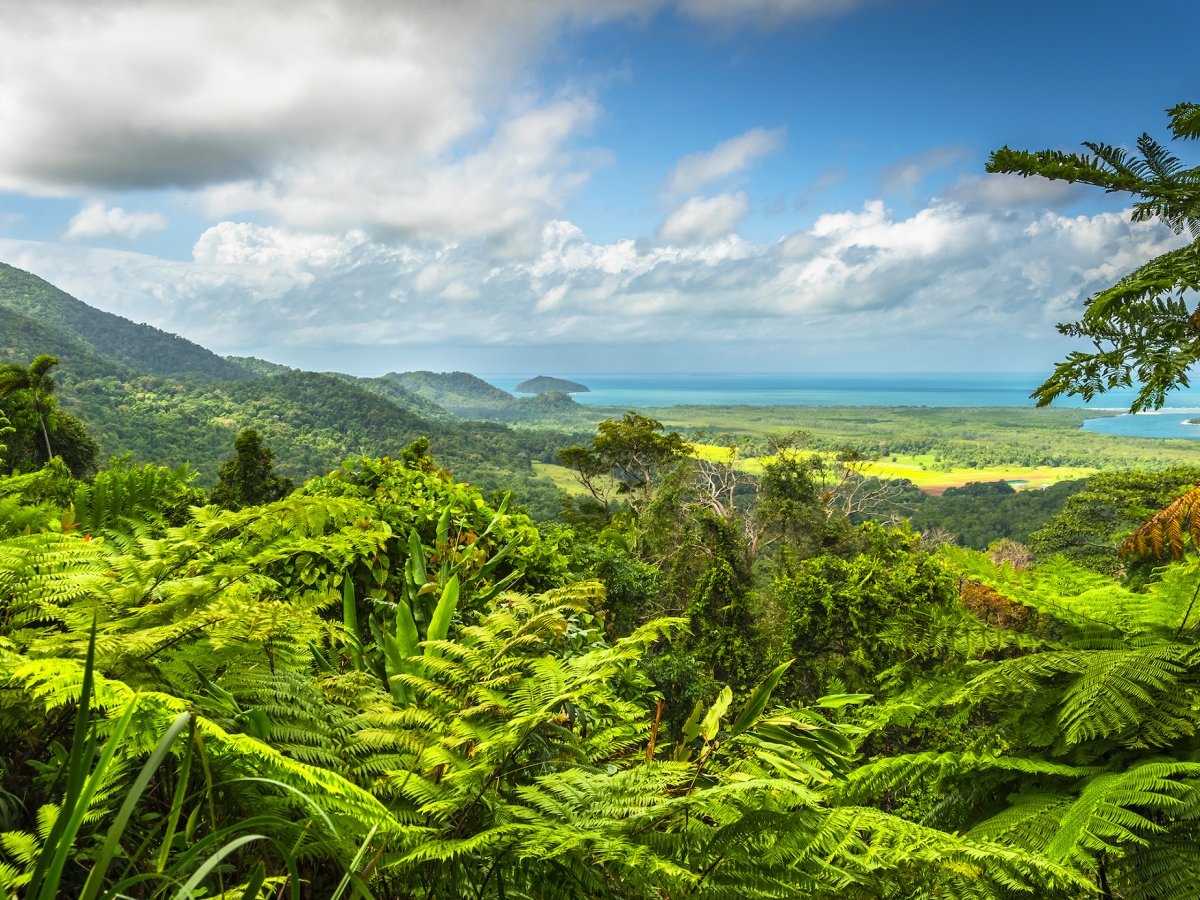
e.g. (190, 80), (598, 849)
(1121, 484), (1200, 559)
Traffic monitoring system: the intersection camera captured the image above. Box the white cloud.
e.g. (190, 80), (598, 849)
(943, 172), (1085, 210)
(63, 202), (168, 241)
(3, 187), (1186, 377)
(197, 96), (603, 256)
(658, 192), (751, 244)
(0, 1), (625, 250)
(664, 128), (785, 196)
(0, 1), (876, 256)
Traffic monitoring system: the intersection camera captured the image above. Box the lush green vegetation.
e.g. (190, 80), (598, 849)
(649, 404), (1200, 471)
(0, 263), (252, 383)
(3, 100), (1200, 897)
(877, 478), (1090, 550)
(4, 397), (1200, 896)
(375, 370), (510, 418)
(0, 264), (585, 518)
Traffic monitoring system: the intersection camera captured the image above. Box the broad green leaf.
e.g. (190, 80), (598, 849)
(394, 599), (420, 657)
(730, 659), (792, 737)
(700, 686), (733, 742)
(426, 575), (460, 652)
(681, 699), (704, 744)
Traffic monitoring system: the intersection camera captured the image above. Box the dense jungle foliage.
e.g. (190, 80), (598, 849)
(3, 399), (1200, 898)
(2, 101), (1200, 897)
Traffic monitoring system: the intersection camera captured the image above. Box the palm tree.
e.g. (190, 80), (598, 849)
(0, 354), (59, 461)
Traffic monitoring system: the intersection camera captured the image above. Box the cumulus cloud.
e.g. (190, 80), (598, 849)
(2, 188), (1186, 375)
(63, 202), (168, 241)
(664, 128), (786, 196)
(0, 1), (876, 254)
(0, 0), (632, 249)
(658, 192), (751, 244)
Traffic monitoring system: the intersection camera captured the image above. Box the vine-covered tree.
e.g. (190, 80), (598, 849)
(987, 101), (1200, 411)
(557, 412), (687, 516)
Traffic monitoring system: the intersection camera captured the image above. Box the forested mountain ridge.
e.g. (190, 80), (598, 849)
(0, 262), (253, 381)
(0, 261), (572, 514)
(59, 366), (567, 516)
(226, 357), (454, 421)
(0, 303), (139, 384)
(381, 369), (606, 427)
(385, 369), (515, 412)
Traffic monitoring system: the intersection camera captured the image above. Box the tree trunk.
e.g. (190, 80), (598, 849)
(33, 395), (53, 461)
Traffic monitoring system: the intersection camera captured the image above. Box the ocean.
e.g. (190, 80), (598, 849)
(481, 372), (1200, 441)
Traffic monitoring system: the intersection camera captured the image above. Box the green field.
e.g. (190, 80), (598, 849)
(645, 405), (1200, 469)
(532, 404), (1200, 498)
(688, 443), (1095, 493)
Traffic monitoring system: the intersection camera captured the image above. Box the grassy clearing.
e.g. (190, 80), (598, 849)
(686, 442), (1096, 494)
(532, 461), (587, 495)
(860, 460), (1095, 493)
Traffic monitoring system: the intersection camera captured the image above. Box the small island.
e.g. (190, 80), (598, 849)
(513, 375), (590, 394)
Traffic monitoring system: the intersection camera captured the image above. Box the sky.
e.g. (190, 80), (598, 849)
(0, 0), (1196, 377)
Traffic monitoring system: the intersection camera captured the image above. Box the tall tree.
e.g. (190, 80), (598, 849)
(987, 102), (1200, 411)
(209, 428), (294, 509)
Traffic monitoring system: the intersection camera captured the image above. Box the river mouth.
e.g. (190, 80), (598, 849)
(1082, 409), (1200, 441)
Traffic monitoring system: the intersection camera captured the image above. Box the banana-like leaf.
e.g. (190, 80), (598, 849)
(681, 700), (703, 741)
(700, 686), (733, 742)
(730, 659), (792, 737)
(426, 575), (461, 655)
(394, 599), (420, 657)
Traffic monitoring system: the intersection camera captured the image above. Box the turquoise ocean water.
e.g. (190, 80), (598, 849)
(481, 373), (1200, 441)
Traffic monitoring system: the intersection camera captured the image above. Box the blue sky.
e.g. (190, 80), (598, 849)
(0, 0), (1196, 377)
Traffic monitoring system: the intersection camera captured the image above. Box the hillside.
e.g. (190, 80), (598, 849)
(0, 262), (253, 381)
(0, 262), (571, 516)
(385, 370), (515, 414)
(225, 356), (452, 421)
(379, 370), (608, 428)
(345, 374), (455, 421)
(224, 355), (298, 377)
(0, 304), (139, 384)
(50, 367), (565, 514)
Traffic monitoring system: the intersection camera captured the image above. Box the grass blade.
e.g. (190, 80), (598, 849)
(80, 712), (191, 900)
(171, 833), (267, 900)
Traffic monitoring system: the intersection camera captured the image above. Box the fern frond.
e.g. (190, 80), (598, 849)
(1123, 483), (1200, 559)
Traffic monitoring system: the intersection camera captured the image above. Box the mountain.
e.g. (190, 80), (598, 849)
(514, 375), (590, 394)
(385, 371), (515, 415)
(0, 262), (252, 382)
(224, 355), (298, 377)
(343, 374), (456, 422)
(225, 357), (454, 422)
